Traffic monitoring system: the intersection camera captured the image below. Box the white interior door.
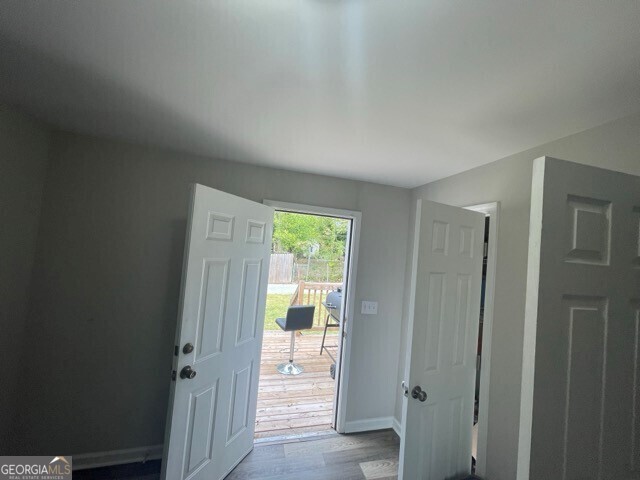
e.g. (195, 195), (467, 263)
(519, 157), (640, 479)
(161, 184), (273, 480)
(400, 199), (485, 479)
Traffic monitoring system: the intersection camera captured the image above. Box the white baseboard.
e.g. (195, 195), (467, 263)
(343, 416), (395, 434)
(72, 444), (163, 470)
(392, 417), (402, 437)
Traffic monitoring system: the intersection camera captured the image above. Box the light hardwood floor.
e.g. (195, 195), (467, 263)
(73, 430), (400, 480)
(256, 330), (339, 439)
(227, 430), (400, 480)
(75, 331), (350, 480)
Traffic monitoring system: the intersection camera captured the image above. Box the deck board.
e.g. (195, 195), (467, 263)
(256, 331), (339, 438)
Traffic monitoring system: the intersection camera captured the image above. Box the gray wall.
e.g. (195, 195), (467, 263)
(14, 131), (410, 455)
(0, 107), (50, 451)
(394, 112), (640, 480)
(4, 103), (638, 469)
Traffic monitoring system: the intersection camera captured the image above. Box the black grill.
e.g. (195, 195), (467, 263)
(325, 290), (342, 320)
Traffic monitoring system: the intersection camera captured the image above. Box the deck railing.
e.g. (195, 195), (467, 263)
(290, 280), (342, 328)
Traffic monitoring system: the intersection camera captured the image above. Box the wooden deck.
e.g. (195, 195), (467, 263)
(256, 331), (339, 439)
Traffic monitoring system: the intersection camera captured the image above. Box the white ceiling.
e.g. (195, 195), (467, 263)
(1, 1), (639, 187)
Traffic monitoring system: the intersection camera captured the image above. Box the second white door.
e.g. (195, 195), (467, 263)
(400, 199), (485, 479)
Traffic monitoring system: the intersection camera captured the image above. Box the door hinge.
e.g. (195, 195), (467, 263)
(174, 345), (179, 356)
(171, 370), (177, 381)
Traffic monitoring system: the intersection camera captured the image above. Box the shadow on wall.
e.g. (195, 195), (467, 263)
(0, 22), (270, 454)
(0, 32), (266, 170)
(10, 167), (190, 454)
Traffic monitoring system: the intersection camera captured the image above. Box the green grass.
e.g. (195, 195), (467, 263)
(263, 294), (292, 330)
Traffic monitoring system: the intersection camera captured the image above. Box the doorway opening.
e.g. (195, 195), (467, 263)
(255, 204), (357, 441)
(465, 202), (499, 477)
(471, 215), (489, 470)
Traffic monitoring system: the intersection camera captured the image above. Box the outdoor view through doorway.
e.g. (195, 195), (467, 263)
(255, 210), (351, 440)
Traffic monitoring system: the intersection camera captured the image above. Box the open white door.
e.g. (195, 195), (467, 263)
(161, 184), (273, 480)
(519, 157), (640, 479)
(400, 199), (484, 479)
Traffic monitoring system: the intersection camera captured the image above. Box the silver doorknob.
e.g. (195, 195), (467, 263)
(180, 365), (196, 379)
(411, 385), (427, 402)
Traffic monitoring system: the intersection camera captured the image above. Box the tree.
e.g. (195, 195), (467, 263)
(272, 212), (348, 261)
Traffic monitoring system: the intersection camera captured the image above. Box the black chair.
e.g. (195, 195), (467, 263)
(275, 305), (315, 375)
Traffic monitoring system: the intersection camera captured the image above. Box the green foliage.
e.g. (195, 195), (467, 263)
(272, 211), (348, 261)
(294, 259), (344, 283)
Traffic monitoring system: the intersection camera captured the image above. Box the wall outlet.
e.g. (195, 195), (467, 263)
(361, 301), (378, 315)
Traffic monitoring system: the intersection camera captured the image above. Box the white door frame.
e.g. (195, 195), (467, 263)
(464, 201), (500, 477)
(263, 200), (362, 434)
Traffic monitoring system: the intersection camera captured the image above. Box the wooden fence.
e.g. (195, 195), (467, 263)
(269, 253), (294, 284)
(290, 281), (342, 328)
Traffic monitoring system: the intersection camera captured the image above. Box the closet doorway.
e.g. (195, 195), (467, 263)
(465, 202), (499, 477)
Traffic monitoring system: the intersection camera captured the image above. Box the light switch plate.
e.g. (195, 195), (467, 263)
(361, 301), (378, 315)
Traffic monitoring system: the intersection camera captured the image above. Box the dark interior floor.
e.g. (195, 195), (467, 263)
(73, 459), (161, 480)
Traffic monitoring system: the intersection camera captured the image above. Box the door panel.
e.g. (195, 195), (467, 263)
(400, 200), (485, 479)
(563, 296), (607, 479)
(522, 157), (640, 479)
(236, 259), (263, 345)
(228, 362), (253, 443)
(195, 259), (228, 359)
(184, 384), (218, 476)
(162, 184), (273, 480)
